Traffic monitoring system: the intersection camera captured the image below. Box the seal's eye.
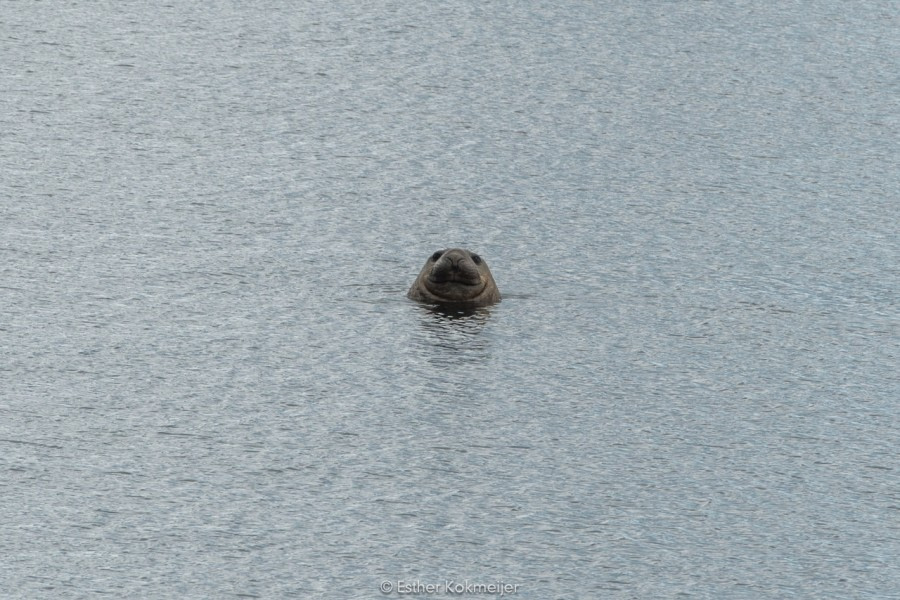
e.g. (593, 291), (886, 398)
(471, 254), (482, 264)
(431, 251), (444, 262)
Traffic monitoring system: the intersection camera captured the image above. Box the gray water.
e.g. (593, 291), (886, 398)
(2, 1), (898, 598)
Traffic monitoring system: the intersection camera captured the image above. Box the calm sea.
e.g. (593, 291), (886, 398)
(2, 1), (898, 598)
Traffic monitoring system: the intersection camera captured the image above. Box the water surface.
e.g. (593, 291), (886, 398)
(2, 1), (898, 598)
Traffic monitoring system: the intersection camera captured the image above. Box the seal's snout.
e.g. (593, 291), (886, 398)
(442, 249), (468, 269)
(431, 250), (478, 284)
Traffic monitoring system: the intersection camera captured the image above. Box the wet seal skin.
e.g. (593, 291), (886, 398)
(407, 248), (501, 307)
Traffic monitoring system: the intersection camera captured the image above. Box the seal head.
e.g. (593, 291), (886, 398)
(407, 248), (501, 306)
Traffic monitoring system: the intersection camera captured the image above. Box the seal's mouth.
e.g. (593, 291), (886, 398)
(428, 271), (480, 286)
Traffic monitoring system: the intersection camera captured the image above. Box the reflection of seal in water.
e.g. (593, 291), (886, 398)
(407, 248), (501, 306)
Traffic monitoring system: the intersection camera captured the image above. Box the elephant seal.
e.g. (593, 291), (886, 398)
(408, 248), (501, 306)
